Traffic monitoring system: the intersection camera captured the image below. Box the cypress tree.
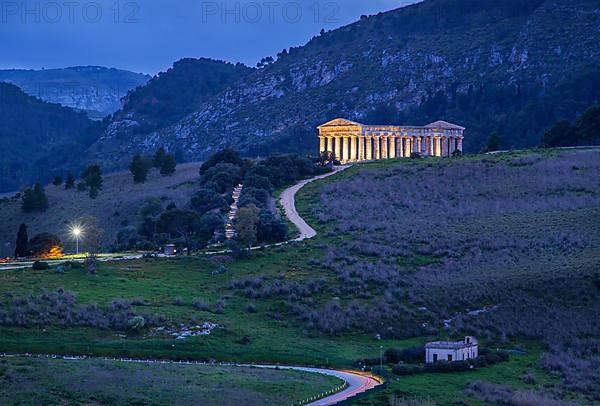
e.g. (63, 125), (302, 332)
(129, 154), (149, 183)
(33, 182), (49, 211)
(485, 132), (501, 152)
(65, 173), (75, 189)
(82, 165), (103, 199)
(153, 147), (167, 168)
(15, 224), (28, 258)
(160, 154), (177, 176)
(21, 182), (48, 212)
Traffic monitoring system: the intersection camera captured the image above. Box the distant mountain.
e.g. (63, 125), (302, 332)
(0, 82), (103, 192)
(0, 66), (150, 118)
(92, 0), (600, 163)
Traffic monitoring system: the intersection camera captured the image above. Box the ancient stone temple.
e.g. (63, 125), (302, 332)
(317, 118), (465, 163)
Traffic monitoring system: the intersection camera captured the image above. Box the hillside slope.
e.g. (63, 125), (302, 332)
(0, 163), (202, 249)
(87, 58), (254, 169)
(0, 66), (150, 118)
(93, 0), (600, 163)
(0, 82), (103, 192)
(295, 148), (600, 401)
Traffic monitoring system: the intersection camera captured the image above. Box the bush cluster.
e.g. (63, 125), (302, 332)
(0, 289), (163, 331)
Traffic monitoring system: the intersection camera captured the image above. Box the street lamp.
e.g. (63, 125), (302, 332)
(70, 225), (83, 254)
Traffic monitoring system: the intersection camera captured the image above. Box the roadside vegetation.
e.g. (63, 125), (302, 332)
(0, 356), (341, 406)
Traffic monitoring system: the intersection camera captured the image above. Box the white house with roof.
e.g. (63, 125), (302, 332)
(425, 336), (478, 363)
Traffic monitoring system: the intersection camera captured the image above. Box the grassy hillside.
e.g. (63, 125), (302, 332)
(0, 149), (598, 404)
(0, 163), (203, 250)
(298, 148), (600, 403)
(0, 356), (341, 405)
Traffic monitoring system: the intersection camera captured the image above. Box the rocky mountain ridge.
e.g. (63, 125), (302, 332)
(0, 66), (150, 118)
(90, 0), (600, 167)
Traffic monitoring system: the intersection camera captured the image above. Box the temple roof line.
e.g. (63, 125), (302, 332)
(318, 118), (466, 131)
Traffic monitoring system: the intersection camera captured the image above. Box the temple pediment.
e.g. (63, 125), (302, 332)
(317, 118), (363, 128)
(425, 121), (466, 130)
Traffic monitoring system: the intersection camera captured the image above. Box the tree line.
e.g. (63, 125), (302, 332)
(128, 147), (177, 183)
(116, 149), (330, 255)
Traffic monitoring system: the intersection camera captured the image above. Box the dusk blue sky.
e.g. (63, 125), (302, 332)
(0, 0), (420, 74)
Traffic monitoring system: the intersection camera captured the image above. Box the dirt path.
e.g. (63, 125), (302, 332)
(280, 165), (350, 241)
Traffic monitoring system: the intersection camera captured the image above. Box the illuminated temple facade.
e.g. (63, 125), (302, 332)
(318, 119), (465, 163)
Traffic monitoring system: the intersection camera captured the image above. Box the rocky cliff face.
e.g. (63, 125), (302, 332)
(0, 66), (150, 118)
(92, 0), (600, 166)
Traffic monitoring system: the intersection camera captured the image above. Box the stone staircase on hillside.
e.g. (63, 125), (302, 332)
(225, 184), (243, 240)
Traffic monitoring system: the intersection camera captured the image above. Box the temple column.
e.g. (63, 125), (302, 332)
(366, 136), (372, 160)
(328, 136), (334, 154)
(381, 136), (388, 159)
(342, 136), (349, 162)
(349, 136), (355, 161)
(389, 136), (396, 159)
(449, 137), (456, 156)
(357, 135), (364, 161)
(415, 137), (421, 154)
(319, 136), (326, 153)
(373, 136), (380, 160)
(428, 137), (433, 156)
(458, 137), (463, 152)
(335, 136), (342, 161)
(442, 137), (448, 157)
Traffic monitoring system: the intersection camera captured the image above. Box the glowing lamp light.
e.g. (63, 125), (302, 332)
(69, 224), (85, 254)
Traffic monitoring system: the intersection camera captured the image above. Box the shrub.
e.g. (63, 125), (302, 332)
(392, 364), (424, 376)
(357, 357), (381, 367)
(385, 345), (425, 364)
(214, 299), (226, 314)
(190, 188), (227, 214)
(64, 261), (83, 269)
(128, 315), (146, 330)
(424, 360), (471, 373)
(28, 233), (62, 258)
(32, 261), (50, 270)
(0, 290), (163, 331)
(193, 299), (209, 311)
(212, 264), (227, 275)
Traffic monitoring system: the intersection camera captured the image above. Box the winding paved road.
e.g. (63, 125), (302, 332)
(0, 353), (382, 406)
(280, 165), (350, 241)
(0, 166), (383, 404)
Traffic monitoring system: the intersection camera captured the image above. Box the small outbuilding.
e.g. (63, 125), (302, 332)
(425, 336), (478, 363)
